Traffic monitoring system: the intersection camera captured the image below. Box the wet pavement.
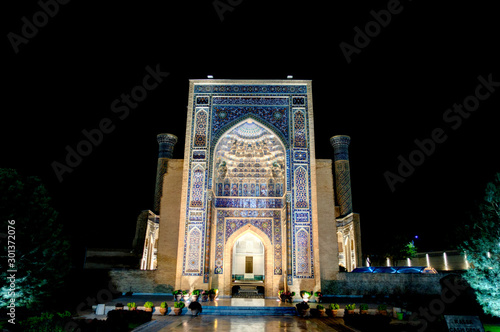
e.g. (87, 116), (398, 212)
(132, 315), (357, 332)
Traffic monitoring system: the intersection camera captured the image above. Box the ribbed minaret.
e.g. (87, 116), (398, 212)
(330, 135), (353, 217)
(154, 133), (178, 214)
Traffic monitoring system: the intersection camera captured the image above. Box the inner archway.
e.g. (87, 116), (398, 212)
(232, 233), (264, 281)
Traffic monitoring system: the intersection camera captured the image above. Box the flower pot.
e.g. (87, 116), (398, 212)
(346, 310), (354, 315)
(144, 308), (153, 313)
(190, 309), (201, 316)
(360, 310), (368, 315)
(397, 312), (404, 320)
(192, 295), (199, 302)
(173, 308), (182, 316)
(318, 309), (326, 317)
(209, 294), (215, 301)
(159, 308), (167, 315)
(329, 309), (338, 317)
(183, 295), (190, 302)
(175, 294), (182, 302)
(378, 310), (387, 316)
(202, 295), (208, 302)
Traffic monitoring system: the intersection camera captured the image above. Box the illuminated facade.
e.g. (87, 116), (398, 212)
(139, 80), (362, 297)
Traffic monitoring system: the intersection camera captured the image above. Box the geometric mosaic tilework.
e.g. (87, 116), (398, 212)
(214, 198), (283, 209)
(189, 164), (206, 208)
(225, 218), (273, 243)
(293, 109), (307, 148)
(214, 209), (281, 275)
(186, 227), (202, 273)
(295, 228), (310, 275)
(212, 106), (289, 141)
(335, 161), (352, 216)
(186, 82), (315, 281)
(294, 166), (309, 209)
(194, 108), (208, 147)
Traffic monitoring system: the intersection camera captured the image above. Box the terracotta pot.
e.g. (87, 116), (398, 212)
(360, 309), (368, 315)
(378, 310), (387, 316)
(328, 309), (338, 317)
(159, 308), (167, 315)
(209, 294), (215, 301)
(318, 309), (326, 317)
(173, 308), (182, 316)
(346, 310), (354, 315)
(145, 308), (153, 312)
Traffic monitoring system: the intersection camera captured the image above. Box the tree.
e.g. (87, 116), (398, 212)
(0, 169), (71, 310)
(460, 173), (500, 317)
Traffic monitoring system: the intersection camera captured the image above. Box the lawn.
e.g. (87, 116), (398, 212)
(484, 324), (500, 332)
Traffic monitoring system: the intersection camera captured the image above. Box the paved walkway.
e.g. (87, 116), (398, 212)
(132, 316), (358, 332)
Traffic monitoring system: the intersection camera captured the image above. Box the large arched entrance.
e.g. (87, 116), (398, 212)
(212, 118), (286, 298)
(232, 232), (264, 281)
(223, 226), (275, 298)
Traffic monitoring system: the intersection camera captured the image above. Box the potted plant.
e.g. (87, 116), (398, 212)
(329, 303), (339, 317)
(299, 290), (312, 302)
(115, 303), (124, 310)
(159, 302), (168, 315)
(295, 301), (310, 317)
(182, 290), (189, 302)
(279, 291), (295, 303)
(191, 289), (200, 302)
(208, 289), (217, 301)
(173, 290), (182, 302)
(201, 290), (208, 302)
(127, 302), (137, 311)
(144, 301), (154, 313)
(359, 303), (369, 314)
(316, 304), (326, 317)
(345, 303), (356, 315)
(377, 304), (388, 316)
(314, 291), (323, 303)
(173, 301), (185, 315)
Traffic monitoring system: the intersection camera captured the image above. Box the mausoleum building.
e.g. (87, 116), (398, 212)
(136, 80), (362, 297)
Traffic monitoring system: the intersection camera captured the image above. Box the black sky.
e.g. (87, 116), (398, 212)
(2, 0), (499, 258)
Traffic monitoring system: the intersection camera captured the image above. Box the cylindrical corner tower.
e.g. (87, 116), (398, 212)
(330, 135), (352, 217)
(154, 133), (178, 214)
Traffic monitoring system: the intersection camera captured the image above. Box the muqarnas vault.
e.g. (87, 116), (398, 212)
(135, 80), (362, 297)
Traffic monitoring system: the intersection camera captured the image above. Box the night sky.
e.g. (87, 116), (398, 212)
(3, 1), (499, 260)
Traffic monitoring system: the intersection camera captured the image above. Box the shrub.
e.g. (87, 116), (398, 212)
(359, 304), (369, 310)
(192, 289), (200, 295)
(329, 303), (340, 310)
(174, 302), (185, 309)
(317, 304), (325, 310)
(345, 303), (356, 310)
(300, 290), (312, 297)
(144, 301), (154, 309)
(19, 311), (72, 332)
(160, 302), (167, 309)
(377, 304), (387, 311)
(127, 302), (137, 310)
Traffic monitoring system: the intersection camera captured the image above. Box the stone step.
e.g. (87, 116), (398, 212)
(92, 305), (297, 316)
